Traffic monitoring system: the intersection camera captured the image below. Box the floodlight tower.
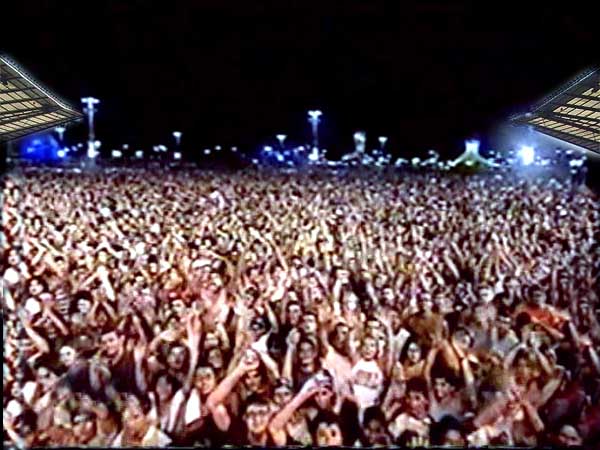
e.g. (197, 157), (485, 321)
(276, 134), (287, 149)
(308, 110), (322, 152)
(55, 126), (66, 142)
(81, 97), (100, 165)
(378, 136), (388, 153)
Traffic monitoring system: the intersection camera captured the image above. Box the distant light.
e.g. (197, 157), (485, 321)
(172, 131), (182, 139)
(174, 152), (182, 160)
(308, 110), (323, 120)
(378, 136), (388, 146)
(465, 140), (480, 155)
(204, 149), (211, 155)
(276, 153), (284, 162)
(112, 150), (122, 158)
(412, 157), (420, 165)
(122, 144), (129, 150)
(94, 140), (101, 149)
(519, 146), (535, 166)
(135, 151), (144, 158)
(231, 146), (238, 152)
(57, 150), (66, 158)
(71, 146), (77, 151)
(158, 145), (167, 152)
(78, 143), (84, 148)
(251, 159), (258, 164)
(276, 134), (287, 145)
(264, 146), (273, 153)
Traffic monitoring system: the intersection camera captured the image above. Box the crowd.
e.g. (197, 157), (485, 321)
(2, 165), (600, 447)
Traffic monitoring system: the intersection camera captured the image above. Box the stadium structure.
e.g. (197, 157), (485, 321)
(510, 68), (600, 157)
(0, 54), (83, 149)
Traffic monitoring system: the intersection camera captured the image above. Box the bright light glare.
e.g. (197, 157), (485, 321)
(174, 152), (181, 160)
(135, 151), (143, 158)
(465, 140), (480, 155)
(519, 146), (535, 166)
(57, 150), (66, 158)
(112, 150), (122, 158)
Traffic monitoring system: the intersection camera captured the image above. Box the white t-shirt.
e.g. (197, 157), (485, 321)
(351, 359), (384, 416)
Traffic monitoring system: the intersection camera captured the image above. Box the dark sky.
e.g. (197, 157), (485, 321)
(3, 1), (599, 158)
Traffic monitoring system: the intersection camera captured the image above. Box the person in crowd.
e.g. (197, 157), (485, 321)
(2, 164), (598, 447)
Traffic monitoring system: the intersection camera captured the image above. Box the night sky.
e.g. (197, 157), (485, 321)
(3, 1), (599, 159)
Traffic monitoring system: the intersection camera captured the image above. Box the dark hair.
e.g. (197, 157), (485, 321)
(406, 377), (428, 397)
(154, 370), (182, 394)
(363, 406), (386, 426)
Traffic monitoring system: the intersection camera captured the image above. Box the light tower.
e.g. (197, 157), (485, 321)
(55, 126), (66, 142)
(81, 97), (100, 165)
(308, 110), (322, 152)
(378, 136), (388, 153)
(276, 134), (287, 149)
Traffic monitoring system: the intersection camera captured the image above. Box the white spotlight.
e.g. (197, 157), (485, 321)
(112, 150), (122, 158)
(519, 146), (535, 166)
(174, 152), (182, 160)
(57, 150), (66, 158)
(135, 150), (144, 158)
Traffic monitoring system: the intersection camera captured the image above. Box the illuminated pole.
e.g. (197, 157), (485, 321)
(378, 136), (388, 153)
(81, 97), (100, 166)
(276, 134), (287, 149)
(308, 110), (322, 151)
(55, 126), (66, 143)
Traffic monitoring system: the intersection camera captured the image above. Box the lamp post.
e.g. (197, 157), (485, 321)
(378, 136), (388, 153)
(308, 110), (322, 153)
(81, 97), (100, 166)
(276, 134), (287, 149)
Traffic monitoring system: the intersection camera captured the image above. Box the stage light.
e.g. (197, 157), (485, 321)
(215, 145), (221, 151)
(112, 150), (122, 158)
(465, 140), (480, 155)
(231, 146), (238, 152)
(135, 151), (144, 158)
(174, 152), (181, 160)
(94, 140), (101, 149)
(519, 146), (535, 166)
(78, 143), (84, 148)
(57, 150), (66, 158)
(204, 149), (211, 155)
(123, 144), (129, 150)
(264, 146), (273, 153)
(276, 153), (284, 162)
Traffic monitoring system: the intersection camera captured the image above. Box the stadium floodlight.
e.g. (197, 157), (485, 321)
(112, 150), (122, 158)
(231, 146), (238, 153)
(215, 145), (222, 151)
(378, 136), (388, 152)
(308, 110), (323, 151)
(135, 150), (144, 158)
(276, 134), (287, 148)
(122, 144), (129, 150)
(204, 149), (211, 155)
(55, 126), (66, 142)
(81, 97), (100, 165)
(174, 152), (182, 160)
(519, 146), (535, 166)
(57, 150), (66, 158)
(264, 146), (273, 153)
(172, 131), (182, 146)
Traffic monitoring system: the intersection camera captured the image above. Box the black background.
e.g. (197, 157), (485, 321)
(2, 1), (599, 159)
